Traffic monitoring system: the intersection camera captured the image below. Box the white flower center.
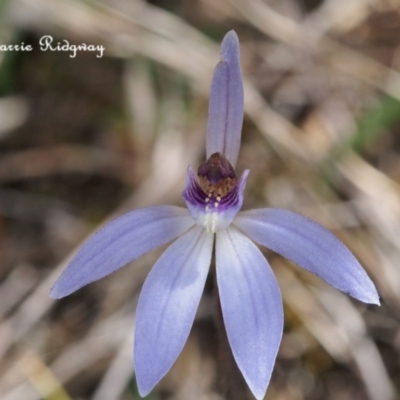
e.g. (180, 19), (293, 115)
(201, 196), (226, 233)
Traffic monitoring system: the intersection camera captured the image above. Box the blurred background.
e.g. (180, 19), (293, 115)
(0, 0), (399, 399)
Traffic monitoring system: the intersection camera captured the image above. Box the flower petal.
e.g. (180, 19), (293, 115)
(216, 227), (283, 400)
(183, 165), (249, 232)
(134, 226), (213, 396)
(207, 30), (244, 167)
(50, 206), (195, 298)
(234, 209), (380, 305)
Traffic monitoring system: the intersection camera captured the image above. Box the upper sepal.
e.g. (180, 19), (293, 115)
(234, 208), (380, 305)
(206, 30), (244, 167)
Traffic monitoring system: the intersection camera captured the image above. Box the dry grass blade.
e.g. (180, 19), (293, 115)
(276, 263), (393, 400)
(90, 334), (133, 400)
(228, 0), (400, 98)
(0, 97), (29, 138)
(0, 146), (137, 183)
(313, 287), (394, 400)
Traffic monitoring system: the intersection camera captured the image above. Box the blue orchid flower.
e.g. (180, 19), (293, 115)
(50, 31), (379, 400)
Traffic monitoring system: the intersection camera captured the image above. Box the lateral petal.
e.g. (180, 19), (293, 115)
(216, 227), (283, 400)
(206, 30), (244, 167)
(234, 209), (379, 305)
(50, 206), (194, 298)
(134, 226), (213, 396)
